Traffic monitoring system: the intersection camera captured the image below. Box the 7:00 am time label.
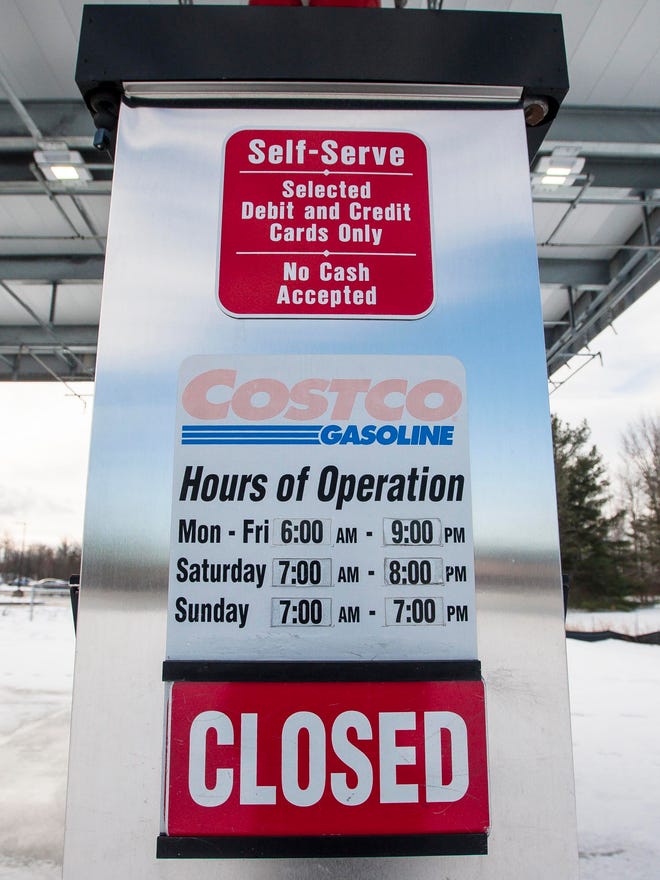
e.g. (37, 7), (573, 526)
(271, 597), (332, 626)
(273, 558), (332, 587)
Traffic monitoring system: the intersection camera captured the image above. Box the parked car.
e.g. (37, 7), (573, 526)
(33, 578), (68, 589)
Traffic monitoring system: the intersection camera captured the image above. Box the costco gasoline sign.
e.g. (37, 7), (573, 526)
(166, 355), (477, 663)
(218, 130), (433, 318)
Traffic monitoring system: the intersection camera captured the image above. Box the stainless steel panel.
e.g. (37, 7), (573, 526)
(63, 105), (577, 878)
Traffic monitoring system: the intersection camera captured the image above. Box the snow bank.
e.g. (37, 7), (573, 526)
(566, 603), (660, 638)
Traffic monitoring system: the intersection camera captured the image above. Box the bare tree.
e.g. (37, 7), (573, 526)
(0, 536), (81, 583)
(620, 416), (660, 601)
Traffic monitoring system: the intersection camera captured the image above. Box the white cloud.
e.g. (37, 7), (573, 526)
(0, 383), (92, 547)
(550, 282), (660, 476)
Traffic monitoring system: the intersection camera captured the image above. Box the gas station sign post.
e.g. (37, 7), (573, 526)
(66, 6), (577, 878)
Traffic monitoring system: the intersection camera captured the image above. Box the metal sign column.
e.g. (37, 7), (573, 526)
(66, 6), (576, 879)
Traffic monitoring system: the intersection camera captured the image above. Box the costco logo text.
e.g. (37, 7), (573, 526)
(182, 370), (462, 423)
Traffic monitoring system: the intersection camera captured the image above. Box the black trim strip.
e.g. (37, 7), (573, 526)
(157, 832), (488, 859)
(162, 659), (481, 683)
(76, 7), (568, 161)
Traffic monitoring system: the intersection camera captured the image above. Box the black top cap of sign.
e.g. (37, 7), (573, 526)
(76, 5), (568, 161)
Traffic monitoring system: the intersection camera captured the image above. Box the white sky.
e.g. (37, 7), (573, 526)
(0, 381), (93, 549)
(0, 282), (658, 549)
(549, 281), (660, 481)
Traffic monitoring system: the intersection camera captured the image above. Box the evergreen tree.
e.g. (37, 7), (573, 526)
(552, 415), (626, 607)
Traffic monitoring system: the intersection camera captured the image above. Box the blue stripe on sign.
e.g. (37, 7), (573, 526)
(181, 424), (322, 445)
(182, 439), (321, 445)
(182, 432), (320, 438)
(181, 430), (321, 434)
(181, 425), (322, 430)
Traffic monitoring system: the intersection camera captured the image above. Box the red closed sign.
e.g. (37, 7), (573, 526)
(164, 680), (489, 838)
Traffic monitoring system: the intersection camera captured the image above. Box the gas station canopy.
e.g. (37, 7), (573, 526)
(0, 0), (658, 383)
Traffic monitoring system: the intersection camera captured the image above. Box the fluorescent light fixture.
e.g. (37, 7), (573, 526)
(33, 148), (92, 184)
(541, 174), (567, 186)
(50, 164), (82, 181)
(533, 152), (585, 188)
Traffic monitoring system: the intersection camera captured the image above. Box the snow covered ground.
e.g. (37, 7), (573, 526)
(0, 600), (74, 880)
(567, 637), (660, 878)
(0, 598), (658, 879)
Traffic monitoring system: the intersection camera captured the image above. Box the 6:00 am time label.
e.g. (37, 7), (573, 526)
(272, 518), (331, 545)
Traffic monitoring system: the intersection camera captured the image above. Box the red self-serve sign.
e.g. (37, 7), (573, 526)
(218, 129), (434, 318)
(164, 680), (489, 838)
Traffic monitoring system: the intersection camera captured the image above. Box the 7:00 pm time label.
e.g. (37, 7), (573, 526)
(385, 597), (444, 626)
